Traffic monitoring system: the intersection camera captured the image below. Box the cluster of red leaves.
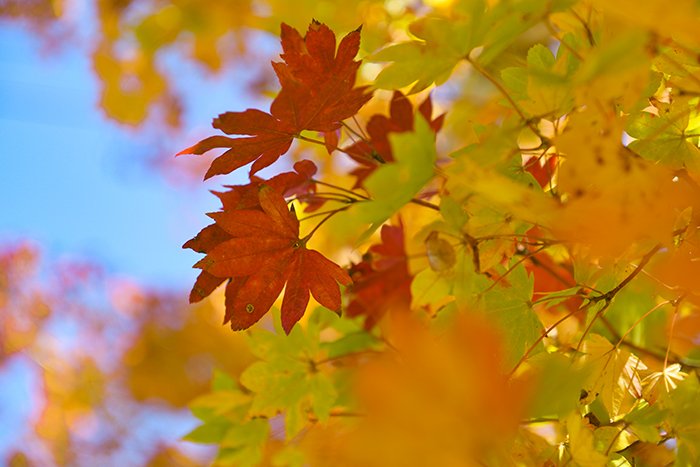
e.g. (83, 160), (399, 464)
(180, 21), (376, 333)
(181, 22), (444, 334)
(346, 223), (412, 329)
(178, 20), (372, 179)
(185, 163), (351, 334)
(344, 91), (444, 187)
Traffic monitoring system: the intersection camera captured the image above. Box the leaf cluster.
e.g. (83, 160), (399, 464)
(179, 5), (700, 466)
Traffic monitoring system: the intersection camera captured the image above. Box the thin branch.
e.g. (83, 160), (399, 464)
(465, 56), (546, 141)
(545, 18), (584, 61)
(307, 409), (365, 423)
(660, 50), (700, 90)
(570, 7), (595, 47)
(531, 292), (585, 306)
(575, 244), (662, 351)
(574, 300), (612, 352)
(528, 253), (575, 288)
(463, 233), (482, 273)
(342, 120), (371, 144)
(352, 115), (371, 141)
(509, 245), (662, 378)
(591, 245), (662, 304)
(664, 298), (682, 390)
(475, 233), (560, 245)
(604, 311), (700, 370)
(410, 197), (440, 211)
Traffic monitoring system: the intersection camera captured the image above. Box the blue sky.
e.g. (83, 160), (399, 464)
(0, 22), (270, 290)
(0, 18), (280, 460)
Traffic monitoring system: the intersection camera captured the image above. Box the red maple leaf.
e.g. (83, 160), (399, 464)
(214, 159), (318, 211)
(346, 222), (412, 329)
(272, 21), (371, 132)
(344, 91), (444, 187)
(524, 153), (558, 188)
(178, 21), (372, 179)
(185, 160), (321, 304)
(188, 185), (351, 334)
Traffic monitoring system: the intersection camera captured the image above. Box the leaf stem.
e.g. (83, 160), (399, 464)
(315, 177), (439, 215)
(295, 133), (355, 157)
(301, 206), (351, 242)
(298, 208), (354, 221)
(351, 115), (371, 141)
(295, 191), (358, 203)
(663, 296), (683, 389)
(297, 132), (382, 166)
(570, 7), (596, 47)
(312, 179), (370, 200)
(612, 300), (673, 351)
(342, 121), (371, 144)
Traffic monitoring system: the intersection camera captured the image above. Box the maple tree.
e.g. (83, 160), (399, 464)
(177, 4), (700, 466)
(4, 0), (700, 465)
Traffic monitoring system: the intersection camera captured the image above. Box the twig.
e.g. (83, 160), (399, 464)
(575, 244), (662, 351)
(410, 197), (440, 211)
(465, 56), (545, 141)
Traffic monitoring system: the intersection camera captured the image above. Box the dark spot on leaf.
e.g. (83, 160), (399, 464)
(584, 412), (601, 427)
(246, 304), (254, 313)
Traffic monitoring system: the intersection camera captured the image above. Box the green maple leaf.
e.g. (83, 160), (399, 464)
(355, 115), (437, 225)
(479, 261), (543, 367)
(185, 379), (270, 467)
(240, 309), (338, 439)
(664, 373), (700, 464)
(370, 0), (575, 93)
(501, 43), (578, 118)
(627, 103), (700, 170)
